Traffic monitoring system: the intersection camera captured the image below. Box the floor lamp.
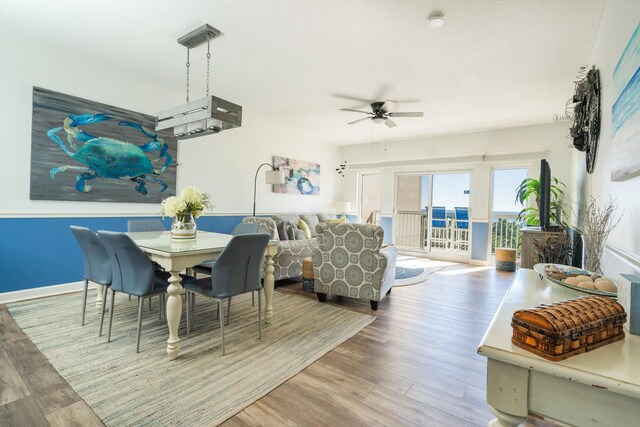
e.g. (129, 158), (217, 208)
(253, 163), (285, 217)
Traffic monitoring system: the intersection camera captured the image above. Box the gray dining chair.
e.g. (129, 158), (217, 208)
(192, 222), (262, 310)
(185, 233), (270, 355)
(193, 223), (261, 276)
(97, 230), (194, 352)
(127, 219), (166, 232)
(70, 226), (113, 327)
(128, 218), (166, 294)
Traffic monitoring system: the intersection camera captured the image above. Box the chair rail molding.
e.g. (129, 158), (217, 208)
(606, 244), (640, 273)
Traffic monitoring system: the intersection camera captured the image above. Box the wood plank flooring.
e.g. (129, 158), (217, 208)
(0, 263), (550, 426)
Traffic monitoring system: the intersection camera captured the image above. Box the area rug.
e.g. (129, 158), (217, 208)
(8, 290), (374, 426)
(393, 256), (454, 286)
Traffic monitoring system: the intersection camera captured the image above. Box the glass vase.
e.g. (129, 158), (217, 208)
(582, 234), (603, 274)
(171, 213), (197, 240)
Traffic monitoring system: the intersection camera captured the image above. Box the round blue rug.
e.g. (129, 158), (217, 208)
(395, 267), (425, 280)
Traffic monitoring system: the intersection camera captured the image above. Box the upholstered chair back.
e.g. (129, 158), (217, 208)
(70, 225), (112, 286)
(98, 231), (155, 297)
(312, 223), (390, 303)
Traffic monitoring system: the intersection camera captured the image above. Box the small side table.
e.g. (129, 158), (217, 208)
(302, 257), (314, 292)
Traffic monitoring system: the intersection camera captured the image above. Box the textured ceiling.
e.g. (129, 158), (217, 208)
(0, 0), (606, 145)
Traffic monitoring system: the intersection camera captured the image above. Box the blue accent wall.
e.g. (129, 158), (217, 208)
(471, 221), (489, 261)
(380, 216), (393, 244)
(0, 215), (244, 293)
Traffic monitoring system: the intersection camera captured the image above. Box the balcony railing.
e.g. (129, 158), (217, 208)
(491, 212), (521, 259)
(394, 210), (469, 254)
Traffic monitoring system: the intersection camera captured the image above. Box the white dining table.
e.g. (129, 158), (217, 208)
(104, 230), (278, 360)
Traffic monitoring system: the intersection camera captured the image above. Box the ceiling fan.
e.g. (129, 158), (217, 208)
(341, 101), (424, 128)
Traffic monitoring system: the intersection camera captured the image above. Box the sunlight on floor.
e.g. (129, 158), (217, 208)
(439, 266), (495, 275)
(395, 255), (457, 269)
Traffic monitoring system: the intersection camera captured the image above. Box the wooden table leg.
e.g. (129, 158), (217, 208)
(486, 359), (529, 427)
(263, 246), (277, 323)
(166, 271), (183, 360)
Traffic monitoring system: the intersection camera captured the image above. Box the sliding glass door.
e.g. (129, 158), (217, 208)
(394, 172), (470, 259)
(360, 173), (381, 224)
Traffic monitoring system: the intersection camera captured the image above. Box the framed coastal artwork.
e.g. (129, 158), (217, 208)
(30, 87), (178, 202)
(612, 23), (640, 182)
(272, 156), (320, 195)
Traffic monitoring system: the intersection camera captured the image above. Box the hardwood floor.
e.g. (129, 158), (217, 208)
(0, 263), (548, 426)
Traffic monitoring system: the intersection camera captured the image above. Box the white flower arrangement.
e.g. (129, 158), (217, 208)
(161, 186), (212, 218)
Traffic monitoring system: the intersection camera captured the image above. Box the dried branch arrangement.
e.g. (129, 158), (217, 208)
(578, 196), (623, 274)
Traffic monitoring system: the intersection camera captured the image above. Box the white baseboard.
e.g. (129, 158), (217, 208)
(0, 281), (94, 305)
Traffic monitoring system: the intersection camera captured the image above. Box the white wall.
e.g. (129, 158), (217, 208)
(575, 0), (640, 273)
(0, 36), (340, 217)
(339, 121), (574, 221)
(178, 114), (340, 215)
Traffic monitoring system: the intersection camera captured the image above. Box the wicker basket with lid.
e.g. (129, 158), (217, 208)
(511, 295), (626, 361)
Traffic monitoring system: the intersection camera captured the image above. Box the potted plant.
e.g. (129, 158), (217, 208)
(515, 177), (566, 226)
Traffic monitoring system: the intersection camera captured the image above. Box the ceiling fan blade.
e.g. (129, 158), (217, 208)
(380, 100), (397, 114)
(388, 112), (424, 117)
(347, 117), (372, 125)
(332, 93), (375, 105)
(385, 118), (398, 128)
(340, 108), (373, 115)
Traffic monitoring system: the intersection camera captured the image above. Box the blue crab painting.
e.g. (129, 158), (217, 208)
(46, 113), (173, 195)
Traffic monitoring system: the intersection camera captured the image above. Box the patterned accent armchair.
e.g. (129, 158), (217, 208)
(242, 217), (318, 281)
(312, 223), (397, 310)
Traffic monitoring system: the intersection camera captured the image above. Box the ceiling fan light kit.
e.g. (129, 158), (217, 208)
(156, 24), (242, 140)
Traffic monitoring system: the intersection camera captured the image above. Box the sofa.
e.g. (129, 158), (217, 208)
(242, 213), (339, 281)
(312, 222), (398, 310)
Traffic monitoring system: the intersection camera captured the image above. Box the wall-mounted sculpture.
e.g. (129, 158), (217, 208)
(570, 66), (601, 174)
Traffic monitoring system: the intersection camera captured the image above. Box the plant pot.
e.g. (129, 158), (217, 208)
(171, 213), (196, 240)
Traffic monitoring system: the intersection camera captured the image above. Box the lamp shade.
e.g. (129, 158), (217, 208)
(265, 169), (285, 185)
(336, 201), (351, 213)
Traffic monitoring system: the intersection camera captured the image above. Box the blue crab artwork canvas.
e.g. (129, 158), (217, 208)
(30, 87), (177, 203)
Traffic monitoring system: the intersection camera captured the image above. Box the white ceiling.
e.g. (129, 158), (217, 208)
(0, 0), (606, 145)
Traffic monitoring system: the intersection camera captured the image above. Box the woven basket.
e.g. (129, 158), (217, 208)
(511, 296), (626, 361)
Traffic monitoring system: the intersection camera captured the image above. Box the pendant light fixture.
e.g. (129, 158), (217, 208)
(156, 24), (242, 139)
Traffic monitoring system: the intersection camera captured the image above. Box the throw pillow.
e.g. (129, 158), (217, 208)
(328, 217), (347, 224)
(298, 219), (312, 239)
(286, 222), (298, 240)
(293, 229), (307, 240)
(275, 221), (288, 241)
(300, 214), (321, 236)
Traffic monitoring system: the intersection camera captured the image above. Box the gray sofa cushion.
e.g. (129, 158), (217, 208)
(316, 213), (336, 222)
(300, 214), (321, 237)
(273, 214), (301, 224)
(293, 229), (307, 240)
